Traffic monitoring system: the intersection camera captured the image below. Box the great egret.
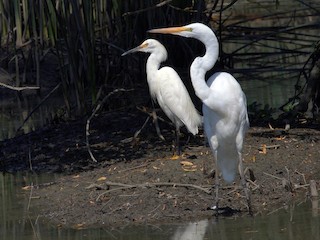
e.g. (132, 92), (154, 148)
(122, 39), (202, 157)
(149, 23), (251, 214)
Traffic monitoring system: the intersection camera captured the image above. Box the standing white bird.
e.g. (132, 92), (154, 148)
(122, 39), (202, 157)
(149, 23), (251, 214)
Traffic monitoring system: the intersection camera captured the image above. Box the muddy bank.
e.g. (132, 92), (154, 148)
(1, 110), (320, 227)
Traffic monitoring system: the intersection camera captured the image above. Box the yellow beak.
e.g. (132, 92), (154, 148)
(121, 42), (149, 56)
(148, 26), (191, 34)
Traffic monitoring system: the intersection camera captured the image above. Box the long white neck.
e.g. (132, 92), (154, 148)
(190, 30), (219, 102)
(146, 46), (167, 98)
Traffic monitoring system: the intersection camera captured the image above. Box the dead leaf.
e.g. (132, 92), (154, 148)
(182, 165), (197, 172)
(73, 223), (85, 229)
(180, 161), (193, 166)
(21, 185), (32, 190)
(183, 168), (197, 172)
(275, 136), (286, 140)
(97, 176), (107, 181)
(170, 155), (180, 160)
(259, 144), (267, 154)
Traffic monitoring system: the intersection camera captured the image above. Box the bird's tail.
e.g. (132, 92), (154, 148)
(185, 112), (202, 135)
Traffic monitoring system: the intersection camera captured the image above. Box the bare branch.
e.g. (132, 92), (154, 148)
(86, 88), (133, 162)
(94, 181), (211, 201)
(16, 83), (61, 133)
(0, 82), (39, 91)
(122, 0), (173, 17)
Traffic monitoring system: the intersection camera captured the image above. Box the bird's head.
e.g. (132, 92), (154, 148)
(148, 23), (213, 42)
(121, 39), (163, 56)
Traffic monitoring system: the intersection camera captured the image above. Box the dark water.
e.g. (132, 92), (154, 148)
(0, 89), (65, 141)
(0, 173), (319, 240)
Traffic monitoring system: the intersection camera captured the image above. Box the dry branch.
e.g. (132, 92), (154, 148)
(135, 106), (166, 141)
(16, 83), (61, 133)
(86, 88), (133, 162)
(0, 82), (40, 91)
(122, 0), (172, 17)
(94, 181), (211, 201)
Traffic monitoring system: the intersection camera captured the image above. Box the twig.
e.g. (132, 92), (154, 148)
(86, 88), (133, 162)
(95, 181), (211, 201)
(258, 144), (280, 150)
(263, 172), (283, 180)
(267, 205), (285, 215)
(295, 170), (307, 185)
(117, 162), (151, 173)
(133, 115), (151, 140)
(136, 105), (166, 141)
(0, 82), (40, 91)
(247, 179), (260, 191)
(16, 82), (61, 133)
(122, 0), (172, 17)
(294, 184), (310, 189)
(137, 106), (167, 123)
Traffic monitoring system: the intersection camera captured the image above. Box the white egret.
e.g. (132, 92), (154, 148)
(122, 39), (202, 157)
(149, 23), (251, 214)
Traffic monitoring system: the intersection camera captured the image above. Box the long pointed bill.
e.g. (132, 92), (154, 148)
(121, 46), (141, 56)
(121, 42), (148, 56)
(148, 26), (191, 35)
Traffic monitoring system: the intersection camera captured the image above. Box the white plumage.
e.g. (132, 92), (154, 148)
(122, 39), (202, 154)
(149, 23), (251, 213)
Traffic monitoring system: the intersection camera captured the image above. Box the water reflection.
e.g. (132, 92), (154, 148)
(0, 173), (59, 240)
(0, 172), (319, 240)
(171, 219), (208, 240)
(0, 89), (64, 141)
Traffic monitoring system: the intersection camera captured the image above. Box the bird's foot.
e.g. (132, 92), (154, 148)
(208, 206), (241, 217)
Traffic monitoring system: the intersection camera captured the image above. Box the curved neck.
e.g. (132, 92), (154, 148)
(146, 46), (167, 97)
(146, 46), (167, 81)
(190, 31), (219, 101)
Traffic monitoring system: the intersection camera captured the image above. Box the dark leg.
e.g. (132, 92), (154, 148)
(238, 153), (252, 215)
(170, 126), (181, 159)
(214, 150), (219, 215)
(176, 126), (181, 156)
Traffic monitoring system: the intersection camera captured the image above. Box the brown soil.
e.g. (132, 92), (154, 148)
(1, 109), (320, 228)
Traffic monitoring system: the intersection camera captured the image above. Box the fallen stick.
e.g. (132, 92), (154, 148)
(263, 172), (283, 180)
(258, 144), (280, 151)
(295, 170), (307, 185)
(117, 162), (151, 173)
(95, 181), (211, 201)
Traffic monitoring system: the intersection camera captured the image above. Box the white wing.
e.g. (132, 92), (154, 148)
(155, 66), (202, 135)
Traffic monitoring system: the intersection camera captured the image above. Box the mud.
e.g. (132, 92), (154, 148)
(1, 109), (319, 228)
